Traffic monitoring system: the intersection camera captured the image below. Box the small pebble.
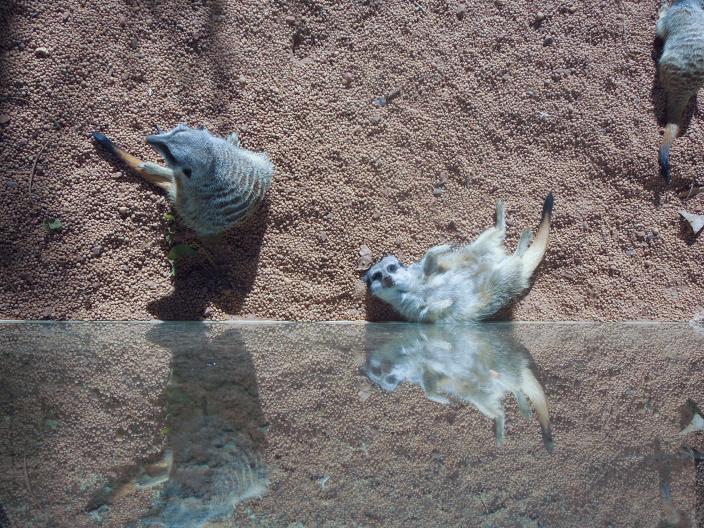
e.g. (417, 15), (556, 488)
(285, 15), (296, 25)
(42, 307), (54, 319)
(370, 115), (381, 126)
(342, 72), (353, 86)
(35, 47), (50, 57)
(432, 186), (445, 197)
(359, 244), (372, 257)
(318, 232), (328, 243)
(118, 206), (129, 217)
(372, 211), (381, 220)
(0, 114), (10, 126)
(203, 306), (213, 318)
(543, 36), (554, 46)
(91, 245), (102, 257)
(129, 37), (139, 50)
(455, 5), (466, 19)
(535, 12), (546, 22)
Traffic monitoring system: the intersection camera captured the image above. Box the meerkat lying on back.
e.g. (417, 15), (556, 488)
(93, 124), (273, 238)
(364, 194), (553, 322)
(656, 0), (704, 183)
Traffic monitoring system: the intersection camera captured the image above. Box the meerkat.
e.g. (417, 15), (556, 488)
(93, 124), (273, 238)
(364, 194), (553, 323)
(656, 0), (704, 183)
(363, 324), (554, 450)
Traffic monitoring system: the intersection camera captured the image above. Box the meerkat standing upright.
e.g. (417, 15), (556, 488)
(656, 0), (704, 183)
(93, 124), (273, 238)
(364, 194), (553, 323)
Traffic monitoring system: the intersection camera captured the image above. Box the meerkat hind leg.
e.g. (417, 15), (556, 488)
(226, 132), (241, 147)
(515, 390), (533, 418)
(494, 414), (505, 446)
(495, 200), (506, 232)
(514, 229), (533, 256)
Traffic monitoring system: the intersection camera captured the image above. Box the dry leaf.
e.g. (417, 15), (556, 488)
(679, 210), (704, 235)
(356, 254), (373, 271)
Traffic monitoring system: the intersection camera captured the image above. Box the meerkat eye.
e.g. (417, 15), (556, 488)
(371, 271), (382, 282)
(387, 264), (398, 273)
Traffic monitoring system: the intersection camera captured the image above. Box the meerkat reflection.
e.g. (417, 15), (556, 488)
(363, 324), (554, 450)
(364, 194), (553, 323)
(656, 0), (704, 183)
(93, 124), (273, 237)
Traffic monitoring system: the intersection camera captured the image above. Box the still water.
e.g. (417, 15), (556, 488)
(0, 322), (702, 527)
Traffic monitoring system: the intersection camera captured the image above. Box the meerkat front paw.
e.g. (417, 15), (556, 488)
(226, 132), (241, 147)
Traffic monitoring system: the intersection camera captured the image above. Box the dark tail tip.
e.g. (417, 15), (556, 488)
(541, 192), (554, 220)
(92, 131), (117, 155)
(542, 427), (555, 454)
(659, 147), (671, 184)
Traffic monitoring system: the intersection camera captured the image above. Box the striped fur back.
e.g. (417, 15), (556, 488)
(175, 137), (273, 237)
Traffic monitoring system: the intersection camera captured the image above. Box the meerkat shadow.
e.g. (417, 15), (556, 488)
(146, 202), (269, 320)
(363, 293), (405, 322)
(88, 323), (269, 525)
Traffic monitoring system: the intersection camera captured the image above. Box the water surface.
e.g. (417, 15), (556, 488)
(0, 322), (702, 527)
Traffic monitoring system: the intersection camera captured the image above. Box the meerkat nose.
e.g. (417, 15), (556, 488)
(382, 276), (394, 288)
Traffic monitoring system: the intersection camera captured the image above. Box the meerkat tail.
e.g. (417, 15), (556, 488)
(92, 132), (174, 191)
(522, 369), (554, 452)
(659, 123), (679, 184)
(659, 95), (691, 184)
(521, 192), (553, 281)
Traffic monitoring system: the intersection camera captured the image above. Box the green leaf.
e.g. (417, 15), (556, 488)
(167, 244), (197, 277)
(45, 419), (59, 430)
(43, 218), (63, 232)
(163, 212), (175, 222)
(167, 244), (197, 261)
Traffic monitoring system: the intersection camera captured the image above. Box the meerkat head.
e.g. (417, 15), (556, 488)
(363, 255), (412, 303)
(146, 124), (215, 185)
(364, 349), (409, 392)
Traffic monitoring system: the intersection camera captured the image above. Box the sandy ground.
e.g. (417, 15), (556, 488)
(0, 1), (703, 321)
(0, 322), (702, 527)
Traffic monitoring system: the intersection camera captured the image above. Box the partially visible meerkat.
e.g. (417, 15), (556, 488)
(363, 324), (554, 450)
(93, 124), (273, 238)
(364, 194), (553, 323)
(656, 0), (704, 183)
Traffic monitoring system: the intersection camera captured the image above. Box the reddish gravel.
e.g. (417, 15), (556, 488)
(1, 1), (703, 321)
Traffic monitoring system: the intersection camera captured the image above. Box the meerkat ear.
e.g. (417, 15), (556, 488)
(181, 166), (192, 178)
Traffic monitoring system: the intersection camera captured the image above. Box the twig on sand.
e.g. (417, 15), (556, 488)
(23, 456), (33, 496)
(28, 139), (50, 198)
(0, 94), (31, 104)
(679, 181), (704, 199)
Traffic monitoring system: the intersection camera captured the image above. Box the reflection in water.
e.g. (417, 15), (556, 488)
(364, 324), (554, 450)
(88, 324), (268, 528)
(0, 322), (702, 527)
